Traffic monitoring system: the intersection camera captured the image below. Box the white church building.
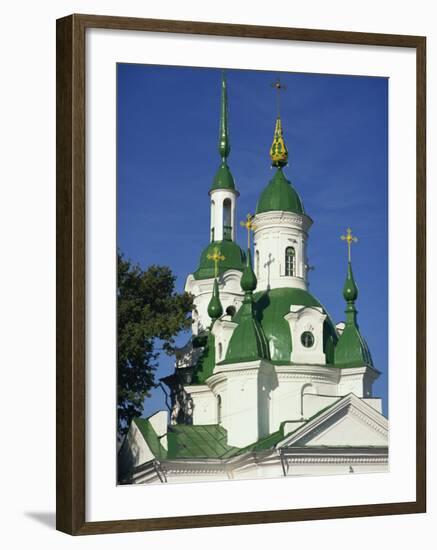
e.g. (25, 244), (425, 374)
(118, 74), (388, 485)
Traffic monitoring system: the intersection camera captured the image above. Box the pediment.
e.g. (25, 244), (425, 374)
(277, 393), (388, 448)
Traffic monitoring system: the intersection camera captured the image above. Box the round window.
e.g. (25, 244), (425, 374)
(301, 331), (314, 348)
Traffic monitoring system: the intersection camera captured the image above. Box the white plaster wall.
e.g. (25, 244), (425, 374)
(302, 394), (340, 419)
(305, 413), (388, 447)
(212, 317), (238, 361)
(224, 372), (259, 446)
(119, 422), (154, 473)
(185, 270), (243, 334)
(185, 385), (218, 424)
(338, 367), (379, 398)
(270, 365), (340, 430)
(213, 361), (276, 446)
(362, 398), (383, 413)
(148, 410), (169, 450)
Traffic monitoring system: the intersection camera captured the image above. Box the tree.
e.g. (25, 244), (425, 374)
(117, 252), (193, 438)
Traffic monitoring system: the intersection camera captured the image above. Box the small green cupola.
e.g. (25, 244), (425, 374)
(335, 257), (373, 367)
(210, 72), (236, 192)
(207, 278), (223, 323)
(222, 250), (270, 364)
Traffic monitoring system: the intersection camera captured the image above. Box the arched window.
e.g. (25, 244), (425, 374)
(256, 250), (260, 277)
(285, 247), (295, 276)
(218, 342), (223, 360)
(210, 200), (215, 241)
(223, 199), (232, 240)
(217, 395), (222, 424)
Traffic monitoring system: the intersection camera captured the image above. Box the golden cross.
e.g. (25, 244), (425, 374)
(240, 213), (256, 248)
(271, 77), (286, 118)
(207, 247), (225, 278)
(340, 228), (358, 262)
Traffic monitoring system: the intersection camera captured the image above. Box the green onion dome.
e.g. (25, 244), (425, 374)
(343, 261), (359, 302)
(240, 249), (257, 292)
(256, 168), (304, 215)
(193, 240), (246, 280)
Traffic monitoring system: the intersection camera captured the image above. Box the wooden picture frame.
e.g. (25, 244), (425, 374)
(56, 13), (426, 535)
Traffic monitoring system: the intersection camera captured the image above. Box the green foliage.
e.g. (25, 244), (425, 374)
(117, 252), (193, 437)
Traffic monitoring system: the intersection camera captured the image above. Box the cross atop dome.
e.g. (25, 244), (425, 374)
(341, 228), (358, 262)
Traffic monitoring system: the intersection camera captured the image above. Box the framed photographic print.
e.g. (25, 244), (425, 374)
(56, 14), (426, 535)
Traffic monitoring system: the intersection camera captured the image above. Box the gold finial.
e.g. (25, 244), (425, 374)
(207, 247), (226, 278)
(341, 228), (358, 262)
(269, 78), (288, 167)
(240, 213), (256, 248)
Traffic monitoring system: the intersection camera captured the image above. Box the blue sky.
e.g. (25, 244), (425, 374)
(117, 63), (388, 417)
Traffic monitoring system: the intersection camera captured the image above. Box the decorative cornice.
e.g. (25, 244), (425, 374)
(277, 393), (388, 448)
(283, 456), (388, 464)
(253, 210), (313, 232)
(349, 406), (388, 435)
(184, 384), (213, 395)
(274, 364), (340, 383)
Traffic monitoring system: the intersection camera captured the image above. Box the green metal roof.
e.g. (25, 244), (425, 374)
(334, 324), (373, 367)
(192, 331), (216, 384)
(134, 407), (364, 461)
(211, 162), (236, 192)
(133, 418), (292, 460)
(167, 424), (237, 459)
(133, 418), (167, 460)
(256, 168), (304, 215)
(193, 240), (246, 280)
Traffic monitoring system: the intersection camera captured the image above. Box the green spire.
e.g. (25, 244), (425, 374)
(218, 71), (230, 160)
(335, 259), (373, 367)
(222, 250), (270, 364)
(211, 72), (236, 192)
(207, 278), (223, 322)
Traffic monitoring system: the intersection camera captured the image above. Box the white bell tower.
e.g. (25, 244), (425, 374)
(209, 72), (239, 243)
